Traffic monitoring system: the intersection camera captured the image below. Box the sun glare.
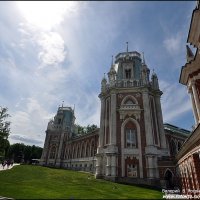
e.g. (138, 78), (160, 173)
(17, 1), (77, 30)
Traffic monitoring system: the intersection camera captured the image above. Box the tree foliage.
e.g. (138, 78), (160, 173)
(0, 107), (11, 157)
(76, 124), (98, 135)
(7, 143), (43, 163)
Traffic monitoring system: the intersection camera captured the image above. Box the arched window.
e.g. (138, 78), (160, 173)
(50, 146), (56, 159)
(126, 128), (137, 148)
(164, 169), (174, 189)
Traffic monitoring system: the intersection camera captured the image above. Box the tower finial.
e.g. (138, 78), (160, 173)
(126, 42), (128, 52)
(62, 101), (64, 107)
(142, 52), (146, 64)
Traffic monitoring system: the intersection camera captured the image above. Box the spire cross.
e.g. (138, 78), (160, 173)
(126, 42), (129, 52)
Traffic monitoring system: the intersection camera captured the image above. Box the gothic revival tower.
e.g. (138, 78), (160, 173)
(40, 106), (75, 167)
(96, 49), (168, 182)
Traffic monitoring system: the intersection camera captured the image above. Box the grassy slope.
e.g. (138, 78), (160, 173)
(0, 165), (162, 199)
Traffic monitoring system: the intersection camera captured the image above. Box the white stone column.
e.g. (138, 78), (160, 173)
(95, 155), (102, 178)
(99, 97), (105, 148)
(189, 87), (198, 125)
(191, 83), (200, 123)
(154, 94), (167, 148)
(106, 155), (111, 176)
(142, 90), (154, 146)
(110, 92), (117, 145)
(147, 156), (154, 178)
(111, 155), (116, 177)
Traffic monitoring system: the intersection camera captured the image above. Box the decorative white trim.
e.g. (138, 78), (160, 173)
(121, 95), (138, 105)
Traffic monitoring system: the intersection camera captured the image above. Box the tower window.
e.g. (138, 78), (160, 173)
(126, 129), (136, 148)
(125, 69), (131, 79)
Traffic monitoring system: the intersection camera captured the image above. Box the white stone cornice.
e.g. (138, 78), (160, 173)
(188, 8), (200, 47)
(180, 54), (200, 85)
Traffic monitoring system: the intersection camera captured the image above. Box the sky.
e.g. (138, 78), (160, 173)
(0, 1), (196, 147)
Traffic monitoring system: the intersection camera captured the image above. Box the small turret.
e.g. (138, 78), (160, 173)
(101, 74), (107, 93)
(141, 52), (150, 85)
(151, 71), (159, 90)
(108, 56), (117, 87)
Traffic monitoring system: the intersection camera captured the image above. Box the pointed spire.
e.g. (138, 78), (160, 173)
(126, 42), (129, 52)
(111, 55), (113, 65)
(142, 52), (146, 65)
(186, 45), (194, 63)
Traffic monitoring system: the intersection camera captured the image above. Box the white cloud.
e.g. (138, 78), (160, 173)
(9, 134), (43, 145)
(37, 32), (67, 66)
(160, 80), (192, 123)
(10, 97), (54, 146)
(163, 32), (183, 55)
(17, 1), (79, 30)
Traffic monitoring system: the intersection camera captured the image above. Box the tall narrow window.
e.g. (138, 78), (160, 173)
(125, 69), (131, 79)
(126, 129), (136, 148)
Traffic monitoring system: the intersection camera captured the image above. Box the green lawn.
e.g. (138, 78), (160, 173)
(0, 165), (162, 199)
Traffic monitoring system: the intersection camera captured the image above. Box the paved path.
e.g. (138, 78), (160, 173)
(0, 163), (20, 171)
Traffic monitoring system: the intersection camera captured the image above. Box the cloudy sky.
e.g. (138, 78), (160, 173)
(0, 1), (196, 147)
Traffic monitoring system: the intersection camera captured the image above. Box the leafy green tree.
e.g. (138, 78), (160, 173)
(86, 124), (98, 133)
(8, 143), (43, 163)
(75, 124), (98, 135)
(0, 107), (11, 158)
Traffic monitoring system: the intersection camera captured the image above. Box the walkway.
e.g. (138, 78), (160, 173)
(0, 163), (20, 171)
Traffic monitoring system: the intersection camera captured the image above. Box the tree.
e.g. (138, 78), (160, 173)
(0, 107), (11, 158)
(75, 124), (98, 135)
(86, 124), (98, 133)
(7, 143), (43, 163)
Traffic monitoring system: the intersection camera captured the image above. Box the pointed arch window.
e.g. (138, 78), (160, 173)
(126, 129), (137, 148)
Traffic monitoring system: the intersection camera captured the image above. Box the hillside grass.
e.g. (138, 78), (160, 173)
(0, 165), (162, 199)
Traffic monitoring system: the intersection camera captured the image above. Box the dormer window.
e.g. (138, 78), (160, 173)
(125, 69), (131, 79)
